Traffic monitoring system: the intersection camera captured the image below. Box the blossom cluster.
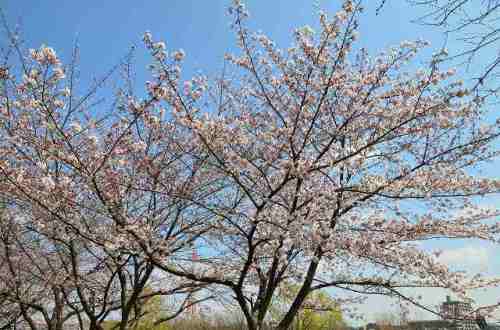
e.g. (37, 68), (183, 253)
(0, 1), (499, 329)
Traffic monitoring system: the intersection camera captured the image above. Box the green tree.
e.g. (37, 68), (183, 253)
(133, 296), (169, 330)
(271, 284), (344, 330)
(102, 288), (170, 330)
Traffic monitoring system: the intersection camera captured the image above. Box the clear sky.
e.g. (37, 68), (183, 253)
(2, 0), (499, 324)
(2, 0), (443, 89)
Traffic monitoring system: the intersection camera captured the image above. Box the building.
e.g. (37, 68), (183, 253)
(361, 297), (482, 330)
(408, 320), (455, 330)
(441, 296), (473, 320)
(440, 296), (478, 330)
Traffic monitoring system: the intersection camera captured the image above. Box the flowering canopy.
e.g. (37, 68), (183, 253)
(0, 1), (499, 330)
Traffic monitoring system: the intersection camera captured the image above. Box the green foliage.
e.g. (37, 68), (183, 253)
(270, 283), (345, 330)
(295, 290), (343, 330)
(131, 289), (170, 330)
(102, 320), (120, 330)
(296, 307), (343, 330)
(102, 288), (170, 330)
(102, 314), (170, 330)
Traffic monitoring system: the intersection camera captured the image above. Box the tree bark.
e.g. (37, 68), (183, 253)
(276, 250), (321, 330)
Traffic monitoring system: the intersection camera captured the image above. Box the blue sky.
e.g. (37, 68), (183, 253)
(3, 0), (499, 324)
(2, 1), (441, 87)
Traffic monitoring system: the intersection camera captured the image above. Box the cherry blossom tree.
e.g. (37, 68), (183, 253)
(0, 19), (213, 330)
(139, 1), (500, 329)
(0, 203), (207, 330)
(0, 208), (82, 330)
(0, 1), (499, 330)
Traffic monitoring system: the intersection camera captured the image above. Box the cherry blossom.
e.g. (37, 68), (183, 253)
(0, 1), (499, 330)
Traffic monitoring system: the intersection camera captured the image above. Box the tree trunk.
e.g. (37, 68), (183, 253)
(276, 251), (321, 330)
(88, 320), (104, 330)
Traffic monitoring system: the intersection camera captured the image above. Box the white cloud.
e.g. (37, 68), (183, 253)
(438, 245), (490, 271)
